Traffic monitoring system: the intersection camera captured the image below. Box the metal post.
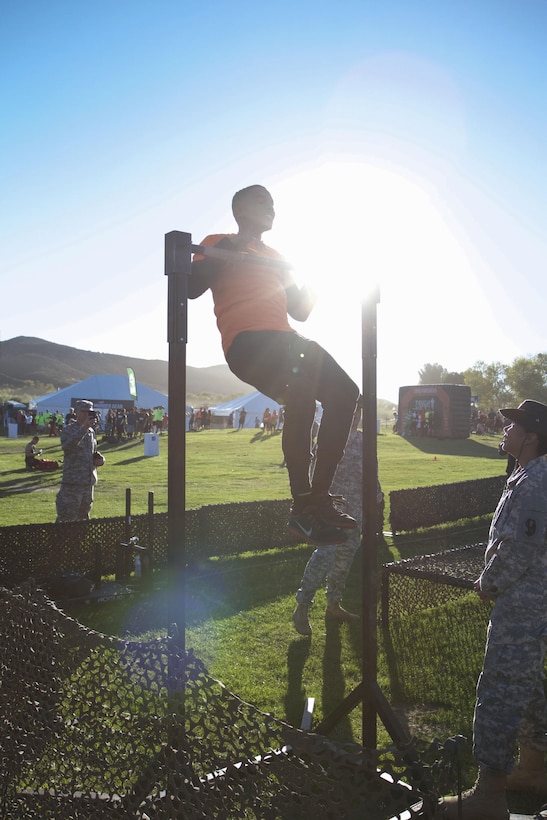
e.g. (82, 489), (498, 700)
(92, 540), (102, 590)
(125, 487), (132, 580)
(314, 286), (411, 749)
(361, 288), (380, 748)
(147, 490), (154, 578)
(164, 231), (192, 652)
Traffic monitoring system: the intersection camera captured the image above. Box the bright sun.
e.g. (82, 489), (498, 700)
(267, 160), (483, 385)
(271, 160), (466, 292)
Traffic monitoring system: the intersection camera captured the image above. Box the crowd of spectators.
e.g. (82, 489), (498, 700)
(189, 408), (212, 431)
(1, 403), (168, 442)
(470, 407), (505, 434)
(1, 406), (63, 437)
(394, 405), (508, 438)
(102, 406), (167, 441)
(260, 406), (285, 433)
(187, 405), (287, 432)
(397, 407), (437, 437)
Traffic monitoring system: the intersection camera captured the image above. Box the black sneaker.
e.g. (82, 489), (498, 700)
(287, 507), (348, 546)
(311, 492), (358, 529)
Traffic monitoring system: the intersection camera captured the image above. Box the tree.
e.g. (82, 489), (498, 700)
(418, 363), (447, 384)
(444, 371), (465, 384)
(463, 361), (514, 411)
(418, 363), (465, 385)
(505, 354), (547, 404)
(416, 355), (545, 411)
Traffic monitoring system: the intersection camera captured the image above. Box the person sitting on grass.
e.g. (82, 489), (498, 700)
(25, 436), (43, 470)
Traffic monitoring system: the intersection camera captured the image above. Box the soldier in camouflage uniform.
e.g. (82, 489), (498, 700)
(441, 399), (547, 820)
(55, 400), (105, 522)
(292, 403), (384, 635)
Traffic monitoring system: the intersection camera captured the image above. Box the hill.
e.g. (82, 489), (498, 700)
(0, 337), (252, 405)
(0, 337), (397, 416)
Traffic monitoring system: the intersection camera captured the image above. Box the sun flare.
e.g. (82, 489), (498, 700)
(267, 160), (484, 384)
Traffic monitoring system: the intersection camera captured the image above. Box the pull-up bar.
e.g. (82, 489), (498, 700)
(164, 230), (409, 749)
(191, 242), (292, 270)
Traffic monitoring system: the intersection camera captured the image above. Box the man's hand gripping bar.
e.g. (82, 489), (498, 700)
(191, 243), (292, 271)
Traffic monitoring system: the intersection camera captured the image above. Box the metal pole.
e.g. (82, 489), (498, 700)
(164, 230), (191, 651)
(361, 287), (380, 748)
(309, 285), (411, 747)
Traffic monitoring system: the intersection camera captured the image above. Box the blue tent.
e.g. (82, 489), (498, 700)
(209, 391), (283, 429)
(29, 374), (190, 427)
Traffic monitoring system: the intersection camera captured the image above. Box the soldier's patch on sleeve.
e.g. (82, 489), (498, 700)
(517, 507), (547, 544)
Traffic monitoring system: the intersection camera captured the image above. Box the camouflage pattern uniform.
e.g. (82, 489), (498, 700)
(296, 430), (383, 606)
(473, 454), (547, 773)
(55, 420), (99, 522)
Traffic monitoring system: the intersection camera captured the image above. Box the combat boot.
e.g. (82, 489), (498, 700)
(325, 601), (359, 622)
(506, 745), (547, 793)
(292, 604), (312, 636)
(439, 766), (509, 819)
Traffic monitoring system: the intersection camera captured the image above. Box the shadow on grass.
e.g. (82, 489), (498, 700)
(321, 617), (356, 743)
(113, 455), (152, 466)
(0, 470), (59, 497)
(283, 638), (312, 727)
(249, 430), (282, 444)
(185, 548), (308, 621)
(71, 548), (312, 637)
(402, 434), (504, 459)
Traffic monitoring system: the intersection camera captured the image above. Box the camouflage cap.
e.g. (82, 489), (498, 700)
(74, 400), (94, 413)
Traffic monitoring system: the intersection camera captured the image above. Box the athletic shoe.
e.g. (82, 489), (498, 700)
(287, 507), (348, 546)
(311, 492), (358, 529)
(292, 604), (312, 636)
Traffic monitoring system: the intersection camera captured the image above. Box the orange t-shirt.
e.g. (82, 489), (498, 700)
(194, 234), (296, 355)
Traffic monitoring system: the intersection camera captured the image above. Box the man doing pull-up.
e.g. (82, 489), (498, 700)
(189, 184), (360, 546)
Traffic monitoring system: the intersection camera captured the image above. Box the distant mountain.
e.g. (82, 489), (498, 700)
(0, 337), (397, 414)
(0, 337), (253, 402)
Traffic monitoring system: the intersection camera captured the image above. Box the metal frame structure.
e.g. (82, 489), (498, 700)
(164, 231), (408, 748)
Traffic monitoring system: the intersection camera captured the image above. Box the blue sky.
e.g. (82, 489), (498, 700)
(1, 0), (546, 401)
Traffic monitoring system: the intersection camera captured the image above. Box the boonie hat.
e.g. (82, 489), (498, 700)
(74, 400), (94, 413)
(500, 399), (547, 436)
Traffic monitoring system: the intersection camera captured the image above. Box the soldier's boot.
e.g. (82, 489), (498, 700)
(439, 766), (509, 820)
(325, 601), (359, 622)
(506, 746), (547, 793)
(292, 604), (312, 636)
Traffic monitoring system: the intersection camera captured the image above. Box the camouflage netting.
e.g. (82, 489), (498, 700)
(381, 544), (547, 780)
(389, 476), (505, 536)
(0, 500), (294, 588)
(379, 546), (491, 717)
(0, 584), (461, 819)
(381, 543), (486, 625)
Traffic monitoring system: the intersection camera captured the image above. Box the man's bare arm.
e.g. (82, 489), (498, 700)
(188, 258), (221, 298)
(188, 237), (236, 298)
(286, 285), (317, 322)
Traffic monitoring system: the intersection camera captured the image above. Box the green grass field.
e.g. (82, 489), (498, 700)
(1, 425), (517, 796)
(0, 425), (505, 526)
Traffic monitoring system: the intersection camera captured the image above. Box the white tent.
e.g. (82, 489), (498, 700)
(208, 391), (283, 429)
(29, 374), (177, 427)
